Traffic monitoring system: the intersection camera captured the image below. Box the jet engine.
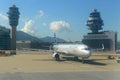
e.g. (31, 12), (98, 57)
(52, 52), (60, 61)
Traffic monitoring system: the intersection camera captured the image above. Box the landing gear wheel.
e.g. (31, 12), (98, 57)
(55, 54), (60, 61)
(108, 56), (114, 59)
(82, 58), (85, 63)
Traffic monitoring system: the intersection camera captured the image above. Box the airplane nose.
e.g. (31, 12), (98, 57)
(77, 46), (92, 58)
(81, 50), (92, 58)
(87, 50), (92, 56)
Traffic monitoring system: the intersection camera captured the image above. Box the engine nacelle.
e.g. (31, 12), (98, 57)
(52, 52), (58, 57)
(52, 52), (60, 61)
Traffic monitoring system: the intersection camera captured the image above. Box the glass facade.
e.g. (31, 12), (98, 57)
(0, 26), (10, 50)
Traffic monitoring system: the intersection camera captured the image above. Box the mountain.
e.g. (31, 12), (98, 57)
(16, 31), (66, 43)
(41, 36), (66, 43)
(16, 31), (43, 42)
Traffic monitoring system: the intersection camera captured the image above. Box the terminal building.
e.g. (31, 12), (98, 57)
(82, 9), (117, 52)
(16, 40), (31, 50)
(83, 31), (117, 51)
(0, 26), (10, 50)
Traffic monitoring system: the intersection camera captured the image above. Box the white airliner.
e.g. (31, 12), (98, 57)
(52, 33), (92, 62)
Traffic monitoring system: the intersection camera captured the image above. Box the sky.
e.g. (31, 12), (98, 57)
(0, 0), (120, 41)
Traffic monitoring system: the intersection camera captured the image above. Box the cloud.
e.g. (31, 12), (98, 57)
(36, 10), (44, 19)
(42, 22), (47, 26)
(20, 10), (45, 36)
(50, 21), (70, 32)
(21, 20), (35, 34)
(0, 13), (8, 20)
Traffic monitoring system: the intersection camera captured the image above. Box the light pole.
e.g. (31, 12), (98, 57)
(7, 5), (20, 55)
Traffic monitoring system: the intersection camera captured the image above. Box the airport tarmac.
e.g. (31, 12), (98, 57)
(0, 50), (120, 73)
(0, 50), (120, 80)
(0, 71), (120, 80)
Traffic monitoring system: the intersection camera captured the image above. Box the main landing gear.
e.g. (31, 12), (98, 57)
(74, 56), (79, 61)
(74, 56), (85, 63)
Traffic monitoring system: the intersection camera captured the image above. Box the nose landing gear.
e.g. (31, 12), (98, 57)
(55, 54), (60, 61)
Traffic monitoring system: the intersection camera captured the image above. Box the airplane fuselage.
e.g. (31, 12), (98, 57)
(53, 44), (91, 59)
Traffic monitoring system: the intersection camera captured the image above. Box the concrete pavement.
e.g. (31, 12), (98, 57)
(0, 50), (120, 80)
(0, 71), (120, 80)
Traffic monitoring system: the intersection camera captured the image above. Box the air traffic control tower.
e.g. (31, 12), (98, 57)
(7, 5), (20, 55)
(82, 9), (117, 52)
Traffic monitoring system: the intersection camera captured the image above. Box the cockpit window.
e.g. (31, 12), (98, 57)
(84, 47), (90, 50)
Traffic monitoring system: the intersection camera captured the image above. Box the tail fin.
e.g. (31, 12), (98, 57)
(54, 32), (57, 44)
(101, 44), (104, 50)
